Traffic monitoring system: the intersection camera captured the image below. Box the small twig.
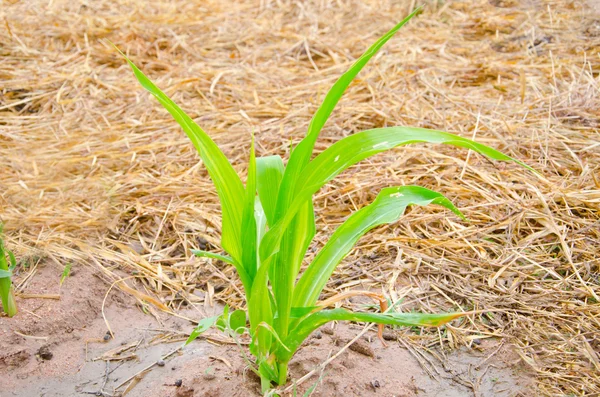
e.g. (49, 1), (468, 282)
(101, 360), (110, 390)
(114, 345), (183, 390)
(475, 339), (505, 370)
(14, 331), (48, 341)
(398, 336), (437, 378)
(16, 293), (60, 300)
(279, 322), (375, 394)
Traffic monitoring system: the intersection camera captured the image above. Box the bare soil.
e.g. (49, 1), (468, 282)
(1, 262), (532, 397)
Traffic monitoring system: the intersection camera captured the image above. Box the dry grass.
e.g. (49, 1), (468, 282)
(1, 0), (599, 395)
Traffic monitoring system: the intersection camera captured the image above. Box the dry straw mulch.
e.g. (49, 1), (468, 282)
(1, 0), (599, 395)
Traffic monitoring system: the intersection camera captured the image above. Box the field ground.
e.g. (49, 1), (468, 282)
(1, 262), (532, 396)
(1, 0), (599, 396)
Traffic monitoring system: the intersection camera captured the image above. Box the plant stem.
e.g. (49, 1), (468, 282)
(0, 242), (17, 317)
(0, 285), (17, 317)
(261, 374), (272, 393)
(277, 362), (288, 385)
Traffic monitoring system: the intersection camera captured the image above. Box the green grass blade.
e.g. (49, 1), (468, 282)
(115, 45), (245, 263)
(280, 308), (467, 362)
(293, 186), (463, 309)
(256, 156), (285, 227)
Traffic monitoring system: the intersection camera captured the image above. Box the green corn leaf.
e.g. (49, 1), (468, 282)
(303, 6), (422, 148)
(293, 186), (463, 309)
(257, 322), (291, 353)
(60, 263), (72, 286)
(216, 304), (230, 331)
(248, 255), (274, 358)
(8, 251), (16, 270)
(191, 250), (235, 264)
(275, 8), (422, 222)
(230, 309), (247, 334)
(266, 11), (422, 338)
(290, 306), (318, 319)
(269, 200), (316, 340)
(288, 202), (315, 279)
(241, 137), (258, 283)
(256, 156), (285, 227)
(116, 45), (245, 264)
(185, 315), (219, 346)
(254, 201), (268, 323)
(256, 154), (315, 340)
(259, 126), (530, 265)
(259, 361), (279, 392)
(301, 127), (534, 191)
(255, 198), (267, 258)
(279, 308), (468, 362)
(0, 285), (17, 318)
(0, 231), (17, 317)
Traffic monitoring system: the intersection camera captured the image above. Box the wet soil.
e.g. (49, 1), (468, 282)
(1, 262), (533, 397)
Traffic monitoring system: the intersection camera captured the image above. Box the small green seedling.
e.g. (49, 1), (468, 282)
(60, 263), (72, 286)
(117, 7), (531, 393)
(0, 224), (18, 317)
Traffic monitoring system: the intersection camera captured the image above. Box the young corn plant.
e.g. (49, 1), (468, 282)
(0, 224), (18, 317)
(117, 8), (530, 392)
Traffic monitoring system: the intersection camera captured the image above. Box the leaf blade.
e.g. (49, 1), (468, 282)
(191, 250), (236, 265)
(269, 200), (315, 340)
(185, 316), (219, 346)
(279, 308), (467, 362)
(0, 228), (17, 317)
(241, 137), (258, 283)
(275, 8), (422, 221)
(293, 186), (463, 309)
(301, 126), (534, 191)
(259, 126), (531, 265)
(116, 45), (245, 263)
(256, 156), (285, 227)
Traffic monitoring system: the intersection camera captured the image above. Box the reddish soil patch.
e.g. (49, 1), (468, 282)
(1, 262), (533, 396)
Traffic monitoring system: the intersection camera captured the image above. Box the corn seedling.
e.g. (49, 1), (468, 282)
(0, 224), (18, 317)
(116, 7), (531, 392)
(60, 263), (72, 286)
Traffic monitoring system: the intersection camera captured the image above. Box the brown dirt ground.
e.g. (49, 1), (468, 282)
(1, 0), (599, 396)
(1, 261), (532, 397)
